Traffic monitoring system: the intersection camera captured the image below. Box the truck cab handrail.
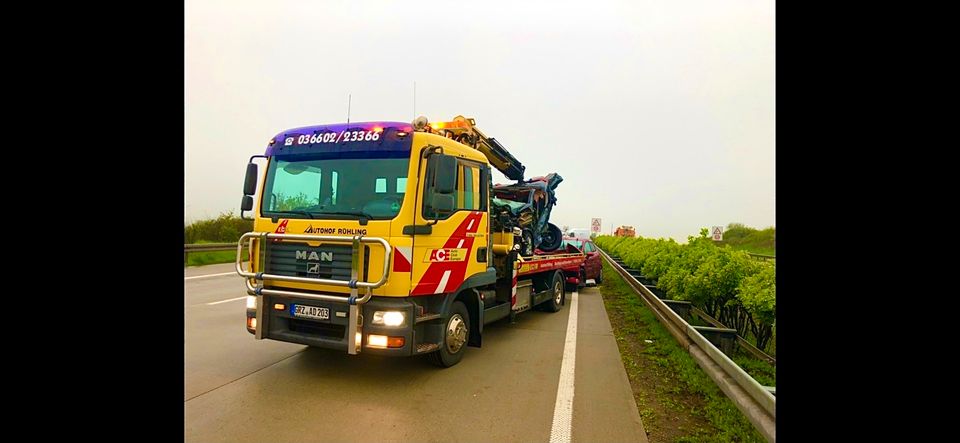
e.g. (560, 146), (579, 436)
(235, 232), (393, 290)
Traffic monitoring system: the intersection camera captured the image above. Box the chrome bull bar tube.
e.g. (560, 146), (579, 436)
(235, 232), (393, 355)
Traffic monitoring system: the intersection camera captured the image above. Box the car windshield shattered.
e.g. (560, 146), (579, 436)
(491, 173), (563, 256)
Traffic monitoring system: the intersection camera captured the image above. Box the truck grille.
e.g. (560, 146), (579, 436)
(265, 242), (367, 281)
(289, 319), (345, 339)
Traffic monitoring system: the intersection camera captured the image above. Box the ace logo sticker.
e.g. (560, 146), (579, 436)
(425, 248), (467, 262)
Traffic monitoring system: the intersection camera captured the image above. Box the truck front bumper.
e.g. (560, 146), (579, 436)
(247, 294), (428, 357)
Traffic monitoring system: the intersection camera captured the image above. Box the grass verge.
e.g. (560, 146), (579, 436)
(599, 259), (765, 442)
(185, 250), (238, 267)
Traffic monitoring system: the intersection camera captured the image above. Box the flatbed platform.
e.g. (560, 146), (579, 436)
(517, 253), (585, 277)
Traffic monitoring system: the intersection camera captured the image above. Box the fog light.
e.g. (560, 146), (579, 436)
(372, 311), (406, 327)
(367, 334), (388, 348)
(366, 335), (404, 349)
(246, 296), (257, 309)
(247, 317), (256, 329)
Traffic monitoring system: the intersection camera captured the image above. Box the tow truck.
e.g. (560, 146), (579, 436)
(235, 115), (585, 367)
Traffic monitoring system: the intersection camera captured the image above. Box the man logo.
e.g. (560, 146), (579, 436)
(307, 263), (320, 274)
(296, 250), (334, 262)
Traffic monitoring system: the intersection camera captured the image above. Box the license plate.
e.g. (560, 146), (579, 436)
(291, 304), (330, 320)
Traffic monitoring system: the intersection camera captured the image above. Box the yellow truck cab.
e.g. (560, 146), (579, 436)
(236, 116), (584, 367)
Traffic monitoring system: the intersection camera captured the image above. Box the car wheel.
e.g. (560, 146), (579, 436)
(538, 223), (563, 252)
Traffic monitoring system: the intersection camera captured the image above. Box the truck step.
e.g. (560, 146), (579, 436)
(415, 313), (443, 323)
(416, 343), (440, 353)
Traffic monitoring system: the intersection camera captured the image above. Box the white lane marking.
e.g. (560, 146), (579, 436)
(205, 296), (245, 306)
(184, 271), (235, 281)
(467, 219), (475, 231)
(549, 290), (578, 443)
(435, 270), (452, 294)
(457, 239), (465, 248)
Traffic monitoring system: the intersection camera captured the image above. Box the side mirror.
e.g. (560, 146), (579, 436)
(431, 194), (455, 213)
(240, 195), (253, 211)
(434, 154), (457, 194)
(243, 163), (258, 195)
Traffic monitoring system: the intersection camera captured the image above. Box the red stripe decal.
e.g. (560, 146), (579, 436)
(411, 212), (484, 295)
(394, 248), (411, 273)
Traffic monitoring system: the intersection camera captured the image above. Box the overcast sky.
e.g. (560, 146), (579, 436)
(186, 0), (774, 241)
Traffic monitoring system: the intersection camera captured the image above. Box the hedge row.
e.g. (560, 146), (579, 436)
(184, 212), (253, 244)
(596, 230), (776, 351)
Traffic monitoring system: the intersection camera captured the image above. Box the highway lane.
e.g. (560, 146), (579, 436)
(184, 264), (647, 442)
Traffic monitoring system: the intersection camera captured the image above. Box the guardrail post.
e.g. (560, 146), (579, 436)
(693, 326), (738, 356)
(662, 299), (692, 322)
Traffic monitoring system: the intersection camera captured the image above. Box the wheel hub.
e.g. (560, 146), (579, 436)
(446, 314), (467, 354)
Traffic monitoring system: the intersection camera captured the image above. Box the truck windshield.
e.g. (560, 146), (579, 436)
(261, 156), (410, 220)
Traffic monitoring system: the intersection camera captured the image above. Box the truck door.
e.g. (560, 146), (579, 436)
(410, 153), (489, 296)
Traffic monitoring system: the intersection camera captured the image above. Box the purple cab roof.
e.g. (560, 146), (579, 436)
(266, 121), (414, 157)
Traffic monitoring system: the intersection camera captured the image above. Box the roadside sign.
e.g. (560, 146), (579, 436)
(591, 218), (601, 233)
(712, 226), (723, 241)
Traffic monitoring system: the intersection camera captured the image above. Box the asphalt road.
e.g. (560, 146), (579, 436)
(185, 263), (647, 443)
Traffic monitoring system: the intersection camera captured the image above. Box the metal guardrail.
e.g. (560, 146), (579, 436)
(184, 243), (248, 264)
(599, 248), (776, 442)
(748, 253), (776, 261)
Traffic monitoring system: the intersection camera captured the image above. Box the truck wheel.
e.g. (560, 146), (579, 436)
(543, 271), (565, 313)
(428, 301), (470, 368)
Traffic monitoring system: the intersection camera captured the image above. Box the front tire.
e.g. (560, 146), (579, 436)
(428, 301), (470, 368)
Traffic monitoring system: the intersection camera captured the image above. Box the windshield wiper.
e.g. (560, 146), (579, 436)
(270, 210), (314, 219)
(314, 211), (374, 220)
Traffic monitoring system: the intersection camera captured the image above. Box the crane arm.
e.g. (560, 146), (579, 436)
(416, 115), (526, 181)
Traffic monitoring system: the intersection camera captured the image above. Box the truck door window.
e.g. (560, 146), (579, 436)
(422, 157), (483, 219)
(463, 164), (475, 209)
(459, 161), (481, 211)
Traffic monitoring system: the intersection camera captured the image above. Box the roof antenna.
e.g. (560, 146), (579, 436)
(346, 93), (352, 124)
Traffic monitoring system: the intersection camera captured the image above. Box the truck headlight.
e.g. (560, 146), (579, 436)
(246, 296), (257, 309)
(372, 311), (406, 327)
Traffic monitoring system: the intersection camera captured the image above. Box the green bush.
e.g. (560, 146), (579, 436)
(720, 223), (775, 256)
(737, 263), (776, 350)
(184, 212), (253, 244)
(596, 229), (776, 352)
